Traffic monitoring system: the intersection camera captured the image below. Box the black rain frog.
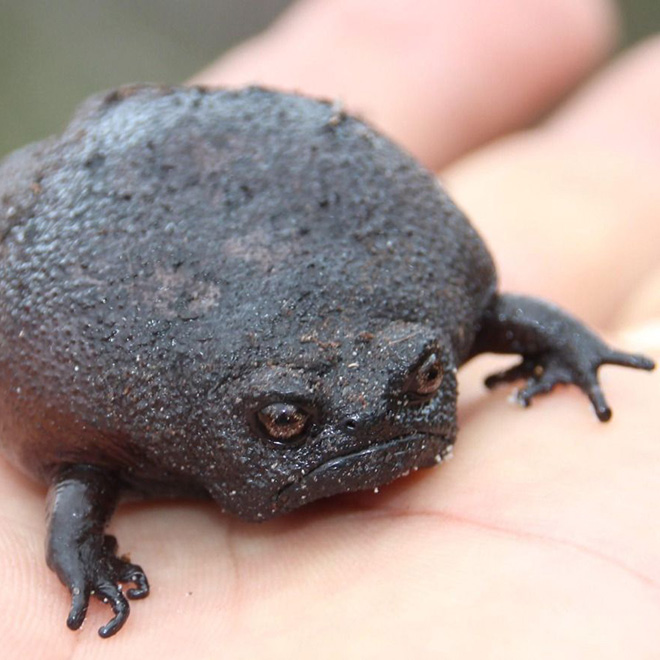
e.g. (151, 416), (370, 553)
(0, 85), (653, 637)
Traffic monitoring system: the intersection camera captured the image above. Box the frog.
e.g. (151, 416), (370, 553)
(0, 85), (654, 637)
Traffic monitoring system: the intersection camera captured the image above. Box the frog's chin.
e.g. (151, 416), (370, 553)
(272, 432), (451, 515)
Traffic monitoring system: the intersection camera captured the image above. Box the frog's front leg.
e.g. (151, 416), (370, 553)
(46, 465), (149, 637)
(470, 293), (655, 421)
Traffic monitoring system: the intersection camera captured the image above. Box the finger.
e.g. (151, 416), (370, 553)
(549, 37), (660, 162)
(619, 267), (660, 327)
(444, 37), (660, 328)
(549, 37), (660, 330)
(194, 0), (617, 169)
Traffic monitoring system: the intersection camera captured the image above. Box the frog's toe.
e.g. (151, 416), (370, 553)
(514, 360), (613, 422)
(583, 348), (654, 421)
(483, 330), (656, 420)
(485, 356), (573, 401)
(514, 360), (573, 407)
(94, 581), (131, 638)
(117, 564), (149, 600)
(487, 353), (611, 418)
(473, 293), (654, 420)
(66, 583), (91, 631)
(484, 358), (537, 389)
(60, 535), (148, 637)
(602, 349), (655, 371)
(584, 380), (611, 422)
(104, 534), (150, 599)
(64, 567), (140, 637)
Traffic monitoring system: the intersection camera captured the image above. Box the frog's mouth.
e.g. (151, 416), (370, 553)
(274, 433), (450, 514)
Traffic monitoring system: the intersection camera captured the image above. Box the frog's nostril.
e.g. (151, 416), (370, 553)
(342, 418), (358, 433)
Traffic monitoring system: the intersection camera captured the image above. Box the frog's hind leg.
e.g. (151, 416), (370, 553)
(469, 293), (655, 421)
(46, 465), (149, 637)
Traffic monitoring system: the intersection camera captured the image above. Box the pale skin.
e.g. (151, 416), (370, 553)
(1, 0), (659, 657)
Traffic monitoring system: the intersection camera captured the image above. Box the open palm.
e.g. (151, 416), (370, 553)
(1, 1), (658, 658)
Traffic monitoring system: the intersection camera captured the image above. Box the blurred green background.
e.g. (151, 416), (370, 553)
(1, 0), (658, 158)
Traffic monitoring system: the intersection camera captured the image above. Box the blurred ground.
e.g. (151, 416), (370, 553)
(0, 0), (658, 157)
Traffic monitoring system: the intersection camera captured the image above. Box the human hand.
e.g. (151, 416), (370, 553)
(2, 1), (658, 657)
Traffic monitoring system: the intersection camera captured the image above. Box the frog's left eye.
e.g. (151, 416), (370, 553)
(406, 352), (444, 399)
(257, 403), (310, 445)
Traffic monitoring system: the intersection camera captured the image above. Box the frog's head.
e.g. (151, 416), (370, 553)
(201, 321), (457, 521)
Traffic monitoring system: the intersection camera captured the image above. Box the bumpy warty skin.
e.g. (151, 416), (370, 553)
(0, 85), (496, 520)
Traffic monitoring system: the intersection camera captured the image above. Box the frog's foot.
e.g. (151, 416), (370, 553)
(484, 349), (654, 421)
(63, 534), (149, 637)
(46, 465), (150, 638)
(472, 293), (655, 421)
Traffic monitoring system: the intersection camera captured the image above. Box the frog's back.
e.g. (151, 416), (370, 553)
(0, 85), (495, 480)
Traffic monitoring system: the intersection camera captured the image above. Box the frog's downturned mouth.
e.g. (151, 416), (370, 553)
(274, 433), (451, 513)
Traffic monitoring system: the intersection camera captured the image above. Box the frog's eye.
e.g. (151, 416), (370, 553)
(406, 352), (444, 399)
(257, 403), (310, 445)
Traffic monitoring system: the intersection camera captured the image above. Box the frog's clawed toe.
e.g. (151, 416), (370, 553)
(65, 534), (149, 638)
(602, 350), (655, 372)
(485, 347), (655, 422)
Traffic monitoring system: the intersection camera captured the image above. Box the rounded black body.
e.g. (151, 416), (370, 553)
(0, 86), (496, 519)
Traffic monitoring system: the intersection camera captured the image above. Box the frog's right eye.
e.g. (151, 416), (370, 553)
(256, 403), (310, 445)
(412, 352), (444, 395)
(403, 350), (444, 403)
